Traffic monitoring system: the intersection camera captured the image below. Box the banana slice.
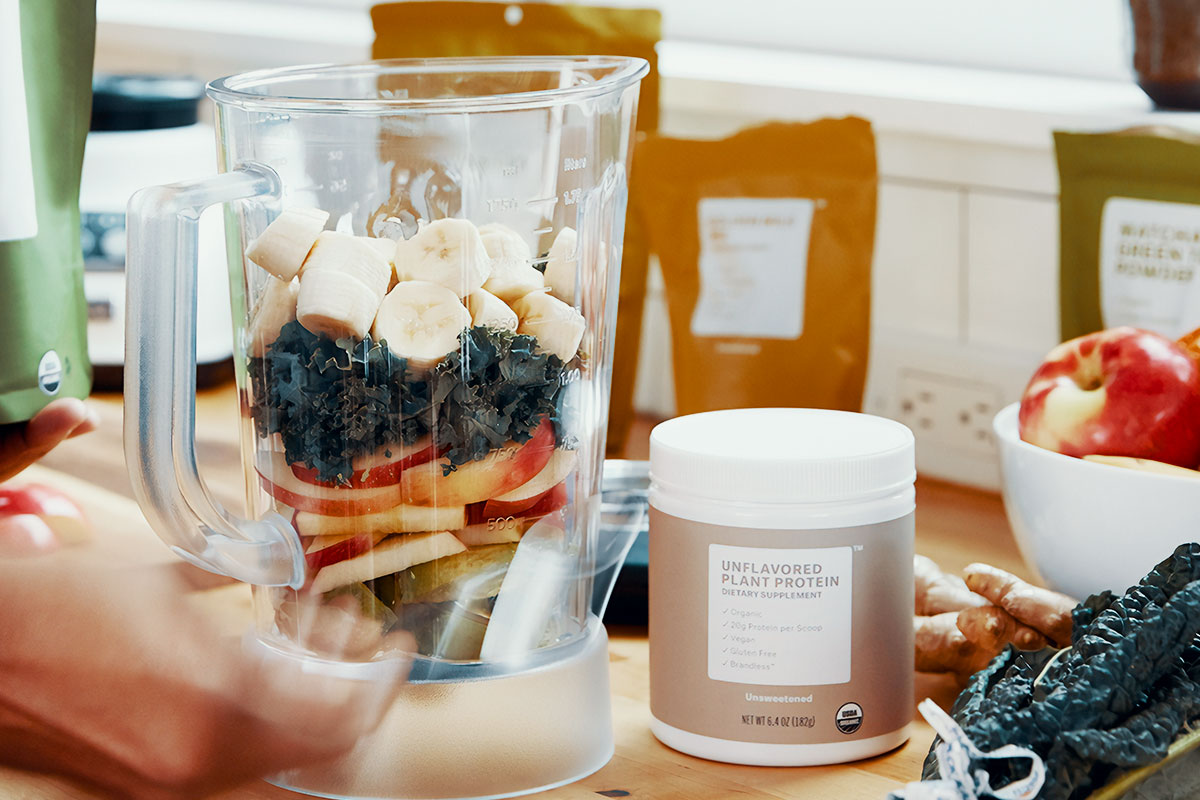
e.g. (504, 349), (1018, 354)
(301, 231), (391, 299)
(512, 290), (586, 362)
(296, 270), (381, 340)
(543, 227), (578, 303)
(246, 206), (329, 281)
(479, 223), (530, 261)
(361, 236), (397, 267)
(247, 277), (299, 357)
(479, 222), (546, 302)
(466, 289), (518, 332)
(395, 218), (491, 298)
(372, 280), (472, 369)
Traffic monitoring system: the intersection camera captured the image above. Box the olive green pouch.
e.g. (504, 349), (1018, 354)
(1056, 127), (1200, 341)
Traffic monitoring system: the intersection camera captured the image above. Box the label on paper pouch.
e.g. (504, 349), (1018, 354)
(1099, 196), (1200, 338)
(708, 543), (852, 686)
(691, 197), (814, 339)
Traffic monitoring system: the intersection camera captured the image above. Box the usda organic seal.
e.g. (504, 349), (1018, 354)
(37, 350), (63, 396)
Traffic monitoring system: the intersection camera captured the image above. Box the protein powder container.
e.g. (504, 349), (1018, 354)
(648, 408), (915, 766)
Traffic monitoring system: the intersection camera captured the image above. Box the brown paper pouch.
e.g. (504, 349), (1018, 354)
(1056, 127), (1200, 341)
(371, 2), (660, 455)
(635, 119), (877, 416)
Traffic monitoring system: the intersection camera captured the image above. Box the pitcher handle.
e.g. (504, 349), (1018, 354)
(124, 165), (305, 588)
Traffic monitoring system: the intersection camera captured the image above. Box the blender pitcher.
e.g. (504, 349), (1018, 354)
(124, 57), (647, 799)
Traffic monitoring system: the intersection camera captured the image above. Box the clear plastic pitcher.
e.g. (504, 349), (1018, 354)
(124, 57), (647, 799)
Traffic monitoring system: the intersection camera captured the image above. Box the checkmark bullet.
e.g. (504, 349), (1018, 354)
(722, 661), (728, 666)
(723, 634), (728, 640)
(722, 648), (728, 653)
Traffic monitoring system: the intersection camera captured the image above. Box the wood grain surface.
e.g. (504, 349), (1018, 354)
(5, 386), (1030, 799)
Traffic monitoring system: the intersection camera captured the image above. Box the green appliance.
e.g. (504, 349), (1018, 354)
(0, 0), (95, 423)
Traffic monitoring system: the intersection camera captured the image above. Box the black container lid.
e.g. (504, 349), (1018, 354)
(91, 75), (205, 132)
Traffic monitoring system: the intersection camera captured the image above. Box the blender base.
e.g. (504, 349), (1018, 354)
(268, 618), (615, 800)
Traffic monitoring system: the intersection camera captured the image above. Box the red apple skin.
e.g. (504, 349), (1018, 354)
(477, 480), (568, 522)
(289, 439), (442, 489)
(258, 475), (402, 517)
(399, 419), (556, 506)
(304, 535), (376, 571)
(1019, 326), (1200, 467)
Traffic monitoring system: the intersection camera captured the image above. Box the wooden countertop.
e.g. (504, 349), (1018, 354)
(5, 385), (1031, 800)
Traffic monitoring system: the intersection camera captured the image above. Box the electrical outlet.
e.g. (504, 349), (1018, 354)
(896, 369), (1005, 456)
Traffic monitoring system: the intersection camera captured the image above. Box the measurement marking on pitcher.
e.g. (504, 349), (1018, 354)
(526, 196), (559, 208)
(532, 226), (554, 235)
(487, 197), (519, 212)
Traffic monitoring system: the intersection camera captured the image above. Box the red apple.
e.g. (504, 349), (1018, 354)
(398, 419), (556, 506)
(256, 451), (403, 516)
(288, 438), (442, 489)
(0, 484), (89, 544)
(1019, 326), (1200, 467)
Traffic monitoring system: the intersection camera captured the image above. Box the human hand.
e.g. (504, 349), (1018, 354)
(0, 551), (411, 799)
(0, 398), (98, 483)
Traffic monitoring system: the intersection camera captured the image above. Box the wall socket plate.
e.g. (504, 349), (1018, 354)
(864, 328), (1044, 490)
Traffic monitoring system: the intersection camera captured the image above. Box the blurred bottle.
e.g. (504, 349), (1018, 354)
(0, 0), (94, 423)
(1131, 0), (1200, 109)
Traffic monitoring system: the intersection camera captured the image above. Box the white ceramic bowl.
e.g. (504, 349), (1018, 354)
(993, 402), (1200, 600)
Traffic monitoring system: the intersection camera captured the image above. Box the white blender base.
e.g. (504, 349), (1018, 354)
(270, 619), (614, 800)
(650, 716), (910, 767)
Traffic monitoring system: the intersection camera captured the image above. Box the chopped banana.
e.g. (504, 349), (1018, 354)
(245, 206), (329, 281)
(372, 280), (472, 369)
(301, 231), (391, 299)
(543, 227), (578, 304)
(512, 290), (586, 362)
(296, 270), (381, 340)
(394, 218), (491, 298)
(465, 289), (519, 332)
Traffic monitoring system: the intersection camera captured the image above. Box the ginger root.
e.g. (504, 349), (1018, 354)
(957, 605), (1048, 652)
(914, 556), (1077, 682)
(915, 554), (988, 615)
(964, 562), (1075, 647)
(914, 612), (999, 676)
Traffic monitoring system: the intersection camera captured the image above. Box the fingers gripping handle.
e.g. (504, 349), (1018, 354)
(124, 165), (305, 588)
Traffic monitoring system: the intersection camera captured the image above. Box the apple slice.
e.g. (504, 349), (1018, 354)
(309, 531), (466, 595)
(399, 419), (556, 506)
(288, 437), (441, 489)
(491, 449), (576, 505)
(305, 532), (389, 571)
(295, 503), (466, 539)
(459, 483), (570, 545)
(482, 473), (571, 520)
(455, 520), (526, 547)
(256, 451), (402, 516)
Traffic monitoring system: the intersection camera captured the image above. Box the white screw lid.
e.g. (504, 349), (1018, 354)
(650, 408), (915, 504)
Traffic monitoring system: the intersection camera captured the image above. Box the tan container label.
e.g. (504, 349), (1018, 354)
(649, 508), (913, 745)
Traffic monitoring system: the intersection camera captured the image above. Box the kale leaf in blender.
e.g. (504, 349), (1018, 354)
(248, 321), (566, 483)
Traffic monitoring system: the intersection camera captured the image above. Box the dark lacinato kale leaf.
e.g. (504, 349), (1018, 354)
(922, 543), (1200, 800)
(248, 321), (566, 483)
(428, 326), (564, 474)
(248, 321), (412, 481)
